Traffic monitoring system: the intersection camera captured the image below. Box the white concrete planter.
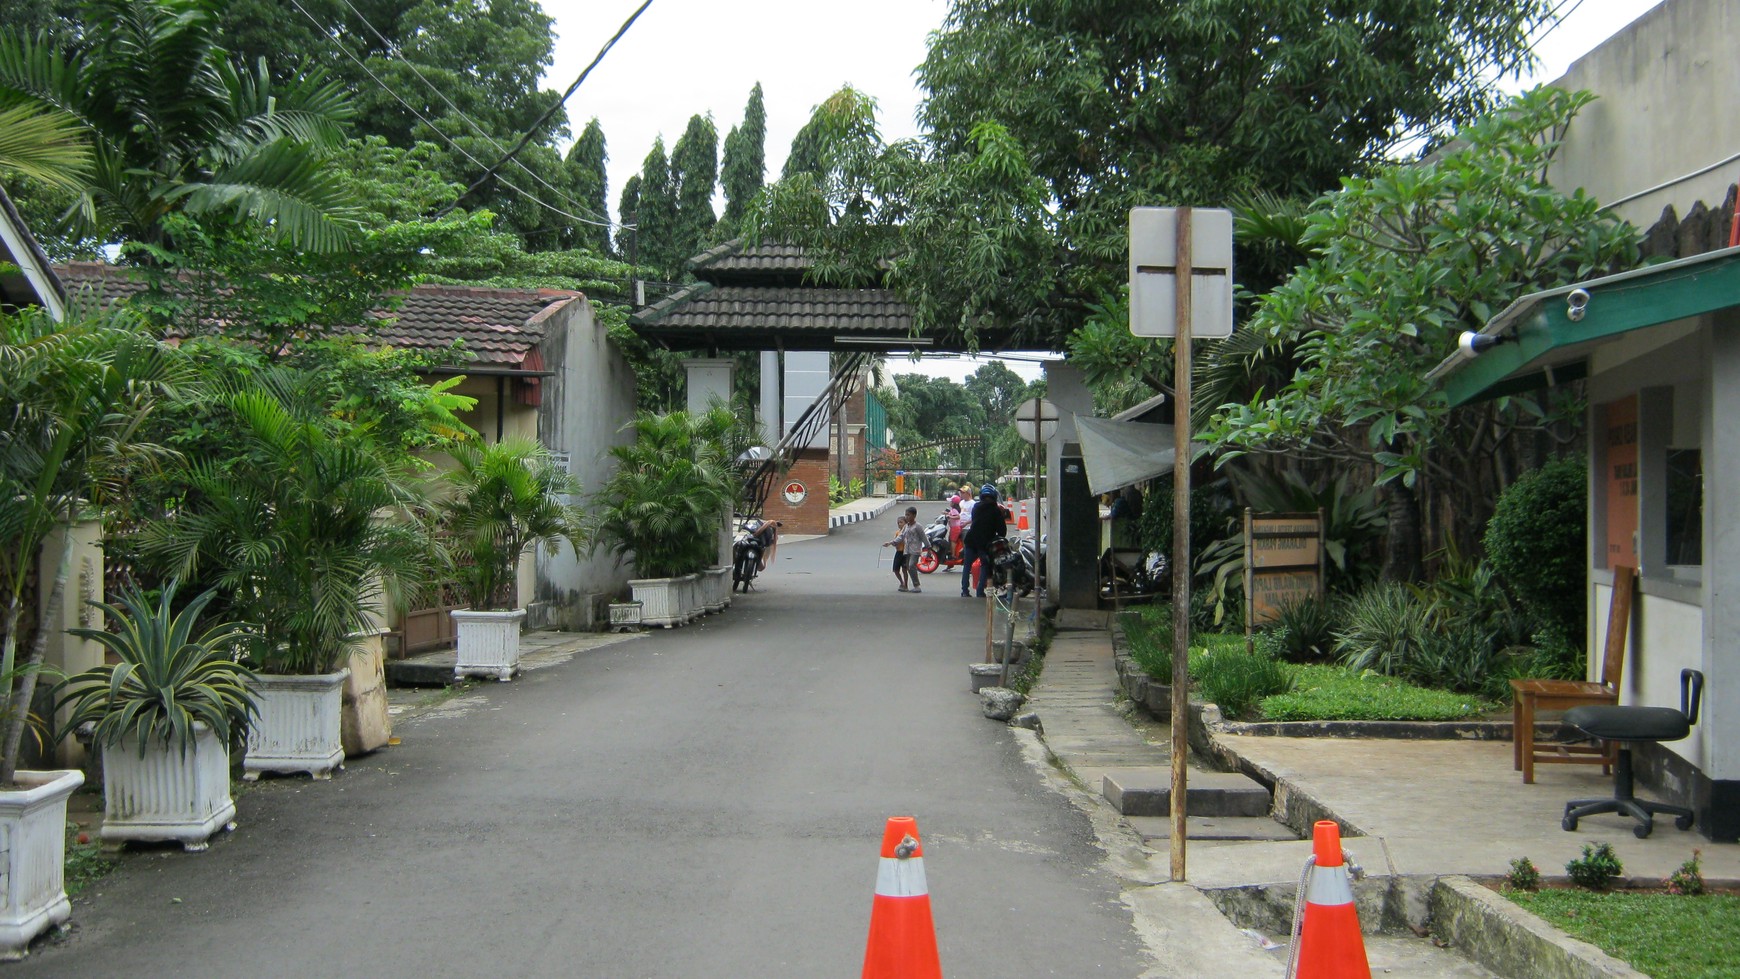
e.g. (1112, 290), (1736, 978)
(452, 608), (526, 681)
(0, 770), (84, 959)
(607, 601), (643, 632)
(629, 575), (692, 628)
(244, 670), (349, 780)
(100, 724), (234, 852)
(702, 566), (732, 612)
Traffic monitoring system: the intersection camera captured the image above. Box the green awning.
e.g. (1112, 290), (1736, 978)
(1430, 246), (1740, 406)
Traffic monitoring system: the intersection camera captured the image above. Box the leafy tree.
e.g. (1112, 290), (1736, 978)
(1202, 89), (1639, 579)
(720, 83), (766, 230)
(0, 0), (363, 251)
(563, 118), (611, 255)
(670, 114), (718, 265)
(0, 104), (89, 189)
(633, 138), (679, 277)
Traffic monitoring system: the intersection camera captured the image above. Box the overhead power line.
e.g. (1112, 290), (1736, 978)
(443, 0), (655, 216)
(329, 0), (615, 228)
(284, 0), (615, 230)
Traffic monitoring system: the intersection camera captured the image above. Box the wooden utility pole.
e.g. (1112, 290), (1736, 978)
(1170, 207), (1193, 882)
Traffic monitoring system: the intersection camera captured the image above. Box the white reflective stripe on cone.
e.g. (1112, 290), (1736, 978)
(874, 857), (930, 898)
(1304, 863), (1355, 906)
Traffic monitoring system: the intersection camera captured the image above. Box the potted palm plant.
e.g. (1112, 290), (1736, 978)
(0, 305), (179, 953)
(436, 438), (583, 681)
(589, 410), (737, 628)
(139, 373), (430, 780)
(54, 583), (255, 851)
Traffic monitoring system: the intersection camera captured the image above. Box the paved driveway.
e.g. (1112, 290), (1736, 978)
(20, 510), (1153, 977)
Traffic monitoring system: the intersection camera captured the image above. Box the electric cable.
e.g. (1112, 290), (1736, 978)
(444, 0), (655, 215)
(284, 0), (614, 230)
(329, 0), (616, 228)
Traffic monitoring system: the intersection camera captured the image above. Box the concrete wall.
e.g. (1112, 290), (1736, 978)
(534, 297), (639, 629)
(1043, 361), (1095, 605)
(1548, 0), (1740, 228)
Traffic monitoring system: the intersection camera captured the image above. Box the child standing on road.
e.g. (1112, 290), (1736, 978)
(901, 506), (926, 593)
(884, 515), (911, 591)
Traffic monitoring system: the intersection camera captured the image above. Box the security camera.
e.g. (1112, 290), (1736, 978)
(1567, 288), (1591, 322)
(1458, 331), (1501, 359)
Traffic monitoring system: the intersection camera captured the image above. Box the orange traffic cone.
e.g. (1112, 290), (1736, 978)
(1017, 502), (1030, 531)
(862, 816), (941, 979)
(1290, 820), (1370, 979)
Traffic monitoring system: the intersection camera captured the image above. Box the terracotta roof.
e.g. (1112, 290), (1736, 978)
(54, 263), (577, 368)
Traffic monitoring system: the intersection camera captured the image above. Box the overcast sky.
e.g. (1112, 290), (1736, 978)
(543, 0), (1668, 382)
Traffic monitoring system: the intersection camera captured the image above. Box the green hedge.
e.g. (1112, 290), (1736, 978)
(1483, 456), (1587, 642)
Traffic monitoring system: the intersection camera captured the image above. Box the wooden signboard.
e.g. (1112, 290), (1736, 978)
(1245, 509), (1325, 633)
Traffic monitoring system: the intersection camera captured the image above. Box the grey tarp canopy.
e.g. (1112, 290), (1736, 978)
(1075, 416), (1200, 495)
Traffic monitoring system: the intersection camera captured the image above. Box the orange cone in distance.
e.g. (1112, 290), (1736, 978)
(862, 816), (941, 979)
(1294, 820), (1370, 979)
(1017, 502), (1030, 531)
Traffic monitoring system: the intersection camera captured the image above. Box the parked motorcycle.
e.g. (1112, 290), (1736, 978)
(732, 518), (779, 592)
(1099, 547), (1167, 600)
(987, 535), (1036, 597)
(914, 513), (962, 574)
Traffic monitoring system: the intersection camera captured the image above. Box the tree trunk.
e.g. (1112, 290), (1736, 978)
(1381, 482), (1424, 584)
(0, 526), (72, 786)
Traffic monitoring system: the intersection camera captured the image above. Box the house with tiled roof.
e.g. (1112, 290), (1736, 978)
(56, 262), (639, 642)
(0, 185), (65, 318)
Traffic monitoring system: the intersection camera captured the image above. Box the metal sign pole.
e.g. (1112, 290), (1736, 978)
(1170, 207), (1193, 882)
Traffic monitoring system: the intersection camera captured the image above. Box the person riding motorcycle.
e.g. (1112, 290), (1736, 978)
(959, 484), (1006, 598)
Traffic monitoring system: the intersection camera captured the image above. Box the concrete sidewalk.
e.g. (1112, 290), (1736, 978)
(1019, 615), (1736, 977)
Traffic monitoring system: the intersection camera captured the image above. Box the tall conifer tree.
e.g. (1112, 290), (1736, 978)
(634, 139), (679, 276)
(670, 114), (718, 264)
(720, 83), (766, 230)
(616, 173), (641, 261)
(563, 118), (610, 255)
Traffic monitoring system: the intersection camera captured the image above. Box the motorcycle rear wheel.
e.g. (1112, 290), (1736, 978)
(916, 551), (939, 574)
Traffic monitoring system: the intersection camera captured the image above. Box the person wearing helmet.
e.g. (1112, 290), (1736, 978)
(959, 484), (1007, 598)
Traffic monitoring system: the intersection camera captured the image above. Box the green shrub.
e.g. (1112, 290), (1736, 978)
(1407, 622), (1498, 695)
(1191, 640), (1291, 719)
(1120, 606), (1173, 681)
(1269, 596), (1338, 662)
(1258, 665), (1493, 721)
(1665, 850), (1704, 896)
(1484, 456), (1587, 642)
(1567, 841), (1623, 890)
(1506, 856), (1541, 891)
(1334, 581), (1435, 676)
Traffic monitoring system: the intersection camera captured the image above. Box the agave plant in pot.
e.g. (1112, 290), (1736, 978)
(54, 583), (255, 851)
(139, 373), (431, 779)
(0, 305), (180, 953)
(436, 437), (584, 681)
(589, 410), (737, 627)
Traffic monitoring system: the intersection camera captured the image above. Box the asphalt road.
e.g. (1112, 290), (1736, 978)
(21, 509), (1153, 978)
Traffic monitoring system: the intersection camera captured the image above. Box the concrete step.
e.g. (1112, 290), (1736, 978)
(1125, 815), (1300, 843)
(385, 649), (460, 687)
(1102, 767), (1271, 817)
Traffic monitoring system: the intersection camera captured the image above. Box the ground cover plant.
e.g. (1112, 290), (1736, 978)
(1506, 890), (1740, 979)
(1257, 666), (1492, 722)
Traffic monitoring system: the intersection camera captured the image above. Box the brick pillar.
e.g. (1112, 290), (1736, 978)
(761, 448), (832, 536)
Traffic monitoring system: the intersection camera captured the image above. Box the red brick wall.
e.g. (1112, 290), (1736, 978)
(762, 448), (832, 536)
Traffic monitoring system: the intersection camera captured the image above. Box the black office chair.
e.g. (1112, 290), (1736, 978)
(1561, 668), (1703, 839)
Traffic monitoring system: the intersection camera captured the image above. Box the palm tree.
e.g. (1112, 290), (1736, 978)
(437, 438), (585, 612)
(0, 105), (90, 190)
(0, 303), (183, 784)
(137, 370), (433, 676)
(0, 0), (361, 251)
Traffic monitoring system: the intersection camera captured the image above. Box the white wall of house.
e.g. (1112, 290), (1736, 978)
(533, 297), (638, 630)
(1548, 0), (1740, 228)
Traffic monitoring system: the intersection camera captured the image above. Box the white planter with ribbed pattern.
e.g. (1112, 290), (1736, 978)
(0, 769), (84, 958)
(100, 723), (234, 851)
(244, 670), (348, 780)
(452, 608), (525, 681)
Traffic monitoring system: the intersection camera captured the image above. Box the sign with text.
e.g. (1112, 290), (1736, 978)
(1244, 510), (1325, 631)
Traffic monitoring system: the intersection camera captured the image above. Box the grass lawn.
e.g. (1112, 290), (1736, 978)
(1506, 889), (1740, 979)
(1258, 664), (1493, 722)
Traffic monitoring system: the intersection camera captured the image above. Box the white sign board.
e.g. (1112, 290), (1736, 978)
(1129, 207), (1235, 338)
(1013, 397), (1059, 444)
